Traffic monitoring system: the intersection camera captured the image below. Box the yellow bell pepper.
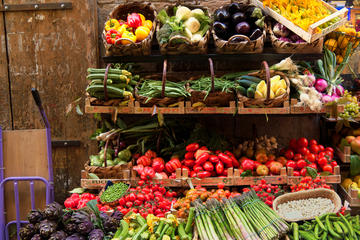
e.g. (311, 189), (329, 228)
(121, 31), (136, 45)
(138, 13), (146, 24)
(143, 20), (153, 30)
(135, 26), (150, 42)
(118, 24), (127, 36)
(105, 19), (120, 32)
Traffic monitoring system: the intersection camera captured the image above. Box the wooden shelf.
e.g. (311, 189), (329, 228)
(338, 185), (360, 207)
(336, 146), (351, 163)
(287, 166), (341, 185)
(290, 99), (344, 116)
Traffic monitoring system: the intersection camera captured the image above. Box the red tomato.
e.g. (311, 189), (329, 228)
(308, 163), (317, 170)
(330, 161), (338, 167)
(217, 182), (225, 189)
(309, 139), (318, 146)
(134, 200), (142, 206)
(297, 138), (309, 148)
(300, 168), (307, 176)
(305, 153), (316, 163)
(318, 145), (325, 152)
(289, 139), (298, 150)
(138, 180), (145, 186)
(325, 147), (334, 153)
(324, 150), (333, 160)
(284, 150), (294, 160)
(294, 154), (303, 161)
(125, 201), (133, 208)
(293, 171), (300, 176)
(309, 144), (320, 154)
(317, 157), (328, 166)
(322, 164), (333, 173)
(118, 198), (125, 206)
(203, 161), (214, 172)
(129, 193), (136, 202)
(193, 165), (204, 173)
(296, 159), (307, 169)
(298, 147), (310, 156)
(137, 193), (145, 202)
(286, 160), (296, 169)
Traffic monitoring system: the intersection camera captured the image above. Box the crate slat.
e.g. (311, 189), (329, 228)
(336, 146), (351, 163)
(238, 101), (290, 114)
(338, 185), (360, 207)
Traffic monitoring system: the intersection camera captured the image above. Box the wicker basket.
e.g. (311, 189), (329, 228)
(268, 22), (323, 54)
(84, 139), (132, 179)
(157, 4), (210, 55)
(237, 61), (290, 108)
(102, 2), (157, 56)
(273, 189), (342, 222)
(135, 59), (186, 107)
(99, 181), (130, 208)
(187, 58), (235, 107)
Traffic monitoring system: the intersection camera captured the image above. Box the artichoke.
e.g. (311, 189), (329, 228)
(111, 210), (124, 221)
(19, 224), (36, 240)
(71, 210), (94, 234)
(30, 234), (41, 240)
(43, 202), (63, 220)
(88, 229), (105, 240)
(27, 210), (43, 224)
(66, 233), (86, 240)
(100, 212), (119, 233)
(39, 220), (57, 238)
(77, 220), (94, 235)
(49, 230), (68, 240)
(64, 223), (77, 235)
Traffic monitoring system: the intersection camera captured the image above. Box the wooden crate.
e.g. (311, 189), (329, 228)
(233, 167), (288, 185)
(134, 101), (185, 114)
(290, 99), (344, 116)
(251, 0), (348, 43)
(336, 146), (351, 163)
(185, 101), (237, 114)
(287, 166), (341, 184)
(85, 97), (134, 114)
(238, 101), (290, 114)
(81, 170), (132, 189)
(338, 185), (360, 207)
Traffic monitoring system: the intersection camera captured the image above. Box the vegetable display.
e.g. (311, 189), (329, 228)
(213, 3), (265, 41)
(156, 6), (210, 44)
(104, 13), (153, 45)
(187, 76), (235, 100)
(290, 176), (332, 192)
(137, 79), (190, 101)
(242, 179), (283, 207)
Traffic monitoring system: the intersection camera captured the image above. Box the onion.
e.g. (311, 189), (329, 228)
(335, 85), (345, 96)
(289, 34), (301, 42)
(315, 79), (328, 93)
(307, 74), (316, 87)
(279, 37), (291, 42)
(273, 23), (289, 37)
(296, 39), (305, 43)
(322, 94), (333, 103)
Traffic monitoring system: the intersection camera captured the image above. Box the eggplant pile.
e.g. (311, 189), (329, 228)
(213, 2), (265, 41)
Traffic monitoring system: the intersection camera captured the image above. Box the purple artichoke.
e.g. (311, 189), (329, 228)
(89, 229), (105, 240)
(30, 234), (41, 240)
(49, 230), (68, 240)
(19, 224), (36, 240)
(39, 220), (57, 238)
(111, 210), (124, 221)
(27, 210), (43, 224)
(43, 202), (63, 220)
(66, 233), (86, 240)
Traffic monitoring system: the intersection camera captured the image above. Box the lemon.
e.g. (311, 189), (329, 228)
(342, 178), (353, 190)
(269, 90), (275, 99)
(278, 79), (287, 90)
(350, 182), (358, 189)
(256, 81), (266, 92)
(275, 88), (286, 97)
(255, 90), (264, 99)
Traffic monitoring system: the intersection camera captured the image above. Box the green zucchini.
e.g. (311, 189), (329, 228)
(236, 86), (247, 96)
(237, 79), (256, 88)
(86, 85), (128, 98)
(87, 68), (132, 76)
(247, 87), (255, 98)
(239, 75), (262, 83)
(87, 73), (129, 83)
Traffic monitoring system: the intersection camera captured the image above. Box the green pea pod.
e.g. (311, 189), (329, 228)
(333, 222), (343, 235)
(299, 230), (318, 240)
(293, 222), (299, 240)
(341, 214), (355, 237)
(337, 221), (349, 235)
(320, 231), (328, 240)
(314, 224), (319, 238)
(326, 216), (342, 239)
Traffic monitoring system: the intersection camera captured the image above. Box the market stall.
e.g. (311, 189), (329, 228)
(11, 0), (360, 239)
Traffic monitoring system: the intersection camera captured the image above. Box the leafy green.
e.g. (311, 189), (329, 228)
(306, 167), (318, 179)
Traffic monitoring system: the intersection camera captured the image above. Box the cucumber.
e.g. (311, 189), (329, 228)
(239, 75), (262, 83)
(87, 68), (132, 76)
(247, 87), (255, 98)
(86, 85), (126, 98)
(87, 73), (129, 83)
(237, 79), (256, 88)
(250, 83), (258, 89)
(236, 85), (247, 96)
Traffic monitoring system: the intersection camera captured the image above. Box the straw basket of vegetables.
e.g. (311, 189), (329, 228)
(135, 59), (190, 107)
(187, 58), (236, 107)
(237, 61), (290, 107)
(156, 4), (211, 55)
(102, 2), (157, 56)
(212, 3), (266, 54)
(99, 181), (130, 208)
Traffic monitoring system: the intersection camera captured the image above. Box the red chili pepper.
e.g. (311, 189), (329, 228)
(127, 13), (142, 29)
(186, 143), (200, 152)
(183, 159), (195, 168)
(218, 153), (233, 167)
(195, 152), (210, 166)
(215, 161), (224, 175)
(203, 161), (214, 172)
(209, 155), (219, 163)
(152, 157), (165, 173)
(64, 198), (78, 209)
(197, 171), (211, 178)
(184, 152), (195, 160)
(193, 165), (203, 173)
(181, 166), (190, 172)
(137, 156), (152, 166)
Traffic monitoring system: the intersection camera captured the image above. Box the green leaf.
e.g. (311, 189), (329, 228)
(350, 155), (360, 177)
(319, 171), (332, 176)
(241, 170), (252, 177)
(69, 187), (84, 194)
(88, 173), (100, 179)
(306, 167), (318, 179)
(116, 118), (127, 129)
(86, 199), (104, 230)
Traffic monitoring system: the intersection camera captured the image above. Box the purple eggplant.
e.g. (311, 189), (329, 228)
(235, 22), (250, 35)
(214, 8), (230, 22)
(232, 12), (246, 25)
(250, 28), (263, 40)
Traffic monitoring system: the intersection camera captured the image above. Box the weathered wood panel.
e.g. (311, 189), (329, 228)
(3, 0), (98, 202)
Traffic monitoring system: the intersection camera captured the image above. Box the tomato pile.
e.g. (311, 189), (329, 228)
(290, 176), (332, 192)
(282, 138), (337, 176)
(243, 180), (283, 207)
(64, 193), (97, 210)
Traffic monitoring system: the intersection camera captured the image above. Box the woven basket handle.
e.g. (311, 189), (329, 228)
(115, 37), (136, 46)
(103, 138), (110, 167)
(103, 64), (112, 101)
(168, 35), (192, 46)
(208, 58), (215, 93)
(176, 0), (200, 5)
(161, 59), (168, 98)
(228, 34), (251, 43)
(260, 61), (271, 101)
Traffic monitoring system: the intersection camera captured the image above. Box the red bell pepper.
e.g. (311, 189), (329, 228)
(183, 159), (195, 168)
(133, 164), (144, 175)
(186, 143), (200, 152)
(137, 156), (152, 166)
(209, 155), (219, 163)
(210, 171), (217, 177)
(223, 169), (228, 176)
(215, 161), (224, 175)
(145, 150), (157, 159)
(152, 157), (165, 173)
(195, 152), (210, 166)
(203, 161), (214, 172)
(169, 173), (176, 179)
(140, 166), (155, 180)
(181, 166), (190, 172)
(199, 146), (208, 151)
(197, 171), (211, 178)
(184, 152), (195, 160)
(127, 13), (142, 29)
(242, 159), (255, 171)
(165, 158), (181, 173)
(190, 171), (197, 178)
(105, 29), (120, 44)
(193, 165), (203, 173)
(230, 156), (240, 168)
(218, 153), (233, 167)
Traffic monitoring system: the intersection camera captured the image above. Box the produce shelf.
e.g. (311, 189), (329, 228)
(338, 185), (360, 207)
(287, 166), (341, 185)
(336, 146), (351, 163)
(290, 99), (344, 116)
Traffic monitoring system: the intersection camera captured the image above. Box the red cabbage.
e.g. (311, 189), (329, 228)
(273, 23), (289, 37)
